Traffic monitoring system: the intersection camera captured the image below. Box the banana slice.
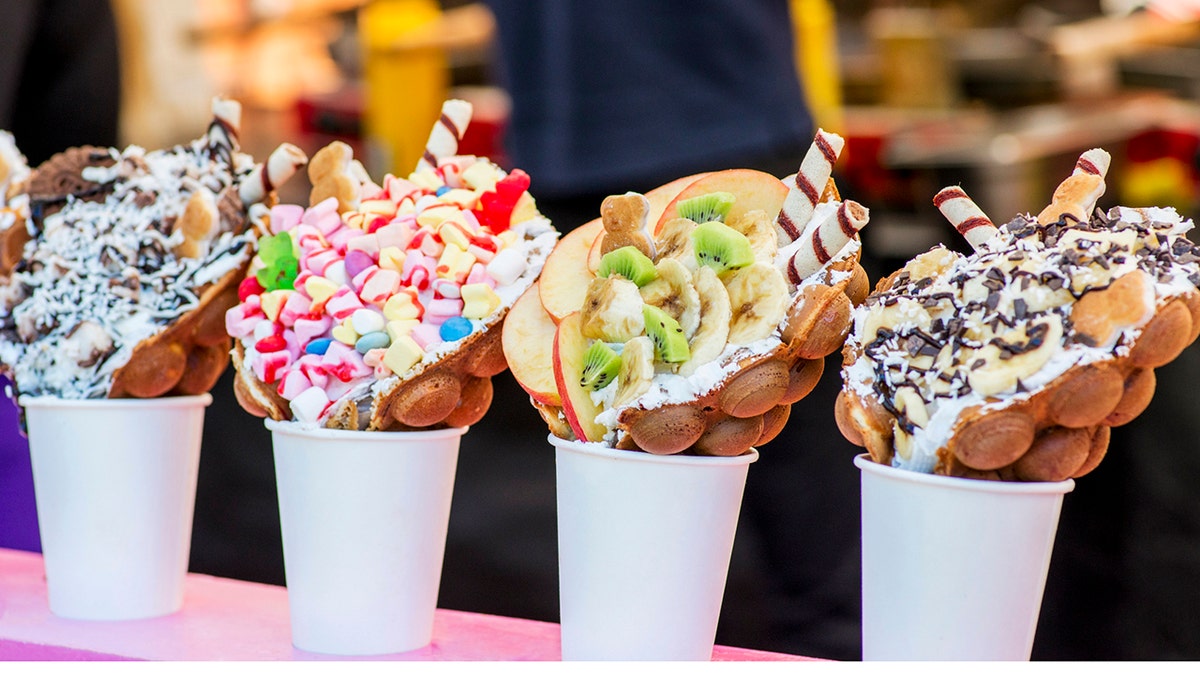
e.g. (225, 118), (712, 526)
(614, 335), (655, 407)
(639, 257), (701, 338)
(654, 217), (699, 272)
(966, 314), (1064, 396)
(725, 261), (788, 344)
(581, 276), (646, 342)
(858, 296), (934, 346)
(728, 209), (778, 265)
(679, 265), (732, 376)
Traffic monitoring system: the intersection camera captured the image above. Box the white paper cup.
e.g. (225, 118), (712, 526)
(552, 435), (758, 661)
(267, 420), (465, 655)
(22, 394), (210, 621)
(856, 454), (1075, 660)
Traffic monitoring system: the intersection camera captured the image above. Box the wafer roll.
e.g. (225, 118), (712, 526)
(934, 186), (998, 251)
(238, 143), (307, 207)
(776, 129), (845, 246)
(206, 98), (242, 161)
(779, 199), (868, 285)
(416, 99), (473, 172)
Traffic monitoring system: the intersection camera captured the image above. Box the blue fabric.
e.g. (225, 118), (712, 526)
(484, 0), (812, 197)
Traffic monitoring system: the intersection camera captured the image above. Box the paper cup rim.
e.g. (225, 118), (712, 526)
(854, 453), (1075, 495)
(265, 417), (468, 442)
(549, 433), (759, 467)
(19, 393), (213, 410)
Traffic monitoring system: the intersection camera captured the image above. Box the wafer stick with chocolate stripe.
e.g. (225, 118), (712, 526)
(934, 186), (998, 251)
(775, 129), (845, 247)
(778, 199), (869, 285)
(206, 98), (242, 163)
(237, 143), (307, 207)
(416, 99), (473, 172)
(1037, 148), (1112, 226)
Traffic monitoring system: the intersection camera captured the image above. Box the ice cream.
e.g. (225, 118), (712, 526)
(0, 98), (306, 400)
(504, 130), (871, 457)
(227, 99), (559, 430)
(838, 149), (1200, 481)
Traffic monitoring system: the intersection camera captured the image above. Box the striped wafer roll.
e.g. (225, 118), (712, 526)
(934, 186), (998, 251)
(778, 199), (869, 285)
(238, 143), (308, 207)
(416, 99), (473, 173)
(776, 129), (845, 247)
(1037, 148), (1112, 226)
(206, 98), (242, 162)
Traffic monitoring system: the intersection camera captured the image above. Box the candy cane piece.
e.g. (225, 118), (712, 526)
(238, 143), (308, 207)
(775, 129), (845, 247)
(1037, 148), (1112, 225)
(416, 99), (473, 173)
(779, 199), (868, 285)
(933, 186), (998, 251)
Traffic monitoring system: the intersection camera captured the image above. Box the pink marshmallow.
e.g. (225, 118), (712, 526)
(225, 302), (264, 338)
(276, 370), (312, 400)
(304, 249), (340, 276)
(279, 291), (313, 327)
(293, 315), (332, 344)
(324, 288), (365, 321)
(269, 204), (304, 233)
(346, 235), (381, 257)
(425, 298), (464, 324)
(375, 223), (415, 251)
(253, 349), (293, 385)
(327, 226), (357, 254)
(298, 355), (330, 390)
(410, 323), (444, 350)
(302, 197), (343, 235)
(432, 278), (461, 299)
(360, 268), (402, 306)
(465, 263), (495, 288)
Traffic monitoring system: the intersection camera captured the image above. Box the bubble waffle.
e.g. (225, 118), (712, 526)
(228, 100), (559, 430)
(0, 131), (32, 276)
(838, 149), (1200, 481)
(0, 98), (307, 400)
(506, 130), (872, 457)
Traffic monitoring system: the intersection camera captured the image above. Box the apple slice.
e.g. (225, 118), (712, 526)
(586, 172), (712, 273)
(552, 311), (608, 442)
(502, 282), (562, 406)
(540, 218), (604, 323)
(654, 169), (788, 236)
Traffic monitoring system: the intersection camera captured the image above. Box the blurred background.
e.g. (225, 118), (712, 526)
(4, 0), (1200, 661)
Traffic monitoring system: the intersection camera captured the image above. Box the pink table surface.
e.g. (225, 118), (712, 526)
(0, 548), (811, 661)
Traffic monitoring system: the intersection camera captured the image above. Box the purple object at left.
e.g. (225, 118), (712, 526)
(0, 376), (40, 552)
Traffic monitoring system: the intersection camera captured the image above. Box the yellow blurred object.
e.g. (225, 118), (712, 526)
(790, 0), (842, 134)
(1121, 157), (1197, 212)
(360, 0), (448, 177)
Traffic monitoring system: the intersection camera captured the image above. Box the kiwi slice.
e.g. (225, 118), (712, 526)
(691, 221), (755, 273)
(598, 246), (657, 286)
(676, 191), (736, 223)
(643, 305), (691, 363)
(580, 341), (622, 391)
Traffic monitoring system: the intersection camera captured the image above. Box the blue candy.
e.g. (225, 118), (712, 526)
(439, 316), (474, 342)
(305, 338), (333, 355)
(435, 185), (450, 196)
(355, 331), (391, 354)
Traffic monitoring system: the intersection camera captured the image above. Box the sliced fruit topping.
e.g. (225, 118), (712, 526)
(581, 276), (645, 342)
(655, 217), (699, 272)
(614, 336), (655, 407)
(639, 257), (700, 339)
(725, 262), (789, 344)
(502, 282), (562, 406)
(597, 245), (657, 287)
(553, 311), (609, 441)
(692, 221), (755, 273)
(643, 304), (690, 363)
(679, 265), (732, 377)
(676, 191), (735, 223)
(579, 340), (622, 391)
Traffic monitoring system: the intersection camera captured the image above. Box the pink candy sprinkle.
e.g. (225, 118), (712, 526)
(277, 370), (312, 400)
(254, 350), (292, 385)
(294, 314), (331, 344)
(324, 288), (365, 321)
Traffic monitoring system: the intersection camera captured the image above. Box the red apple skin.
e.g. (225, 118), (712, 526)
(654, 169), (788, 236)
(552, 312), (608, 442)
(502, 282), (562, 406)
(540, 219), (605, 323)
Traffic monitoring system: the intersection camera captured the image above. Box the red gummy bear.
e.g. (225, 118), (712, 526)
(474, 169), (531, 234)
